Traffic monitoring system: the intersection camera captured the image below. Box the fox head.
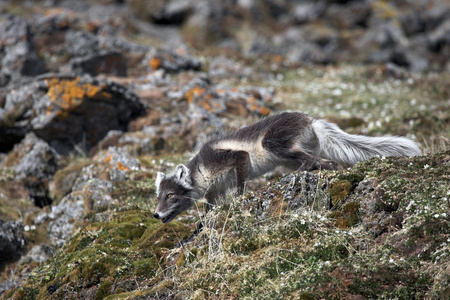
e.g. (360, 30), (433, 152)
(153, 164), (195, 223)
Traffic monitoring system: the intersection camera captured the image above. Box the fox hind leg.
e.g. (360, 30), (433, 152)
(283, 151), (340, 171)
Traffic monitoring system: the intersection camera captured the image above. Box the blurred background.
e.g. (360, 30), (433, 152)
(1, 0), (449, 76)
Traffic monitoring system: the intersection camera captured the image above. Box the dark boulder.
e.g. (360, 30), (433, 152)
(0, 75), (145, 155)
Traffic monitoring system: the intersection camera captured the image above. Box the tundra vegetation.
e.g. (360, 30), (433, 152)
(0, 0), (449, 299)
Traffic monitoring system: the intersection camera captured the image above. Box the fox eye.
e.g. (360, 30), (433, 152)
(166, 193), (175, 199)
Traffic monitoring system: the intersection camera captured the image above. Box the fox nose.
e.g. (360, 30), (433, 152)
(153, 213), (159, 219)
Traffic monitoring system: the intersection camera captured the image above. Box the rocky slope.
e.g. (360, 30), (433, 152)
(0, 0), (449, 299)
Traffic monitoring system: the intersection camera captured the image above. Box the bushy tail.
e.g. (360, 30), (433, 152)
(311, 119), (422, 166)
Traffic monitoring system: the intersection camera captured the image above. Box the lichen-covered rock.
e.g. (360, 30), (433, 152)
(74, 146), (140, 185)
(0, 75), (145, 154)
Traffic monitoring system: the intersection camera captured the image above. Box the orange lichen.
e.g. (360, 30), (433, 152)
(249, 103), (259, 111)
(259, 106), (272, 116)
(216, 89), (226, 95)
(43, 8), (64, 16)
(86, 20), (100, 32)
(185, 86), (206, 104)
(149, 58), (161, 70)
(272, 55), (283, 64)
(201, 99), (212, 112)
(175, 47), (187, 56)
(104, 154), (113, 163)
(46, 78), (101, 119)
(116, 162), (130, 171)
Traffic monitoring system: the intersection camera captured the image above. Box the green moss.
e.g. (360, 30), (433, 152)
(330, 200), (361, 228)
(133, 257), (158, 277)
(112, 178), (156, 211)
(329, 180), (353, 207)
(49, 158), (91, 204)
(6, 208), (191, 299)
(95, 278), (112, 300)
(133, 220), (191, 253)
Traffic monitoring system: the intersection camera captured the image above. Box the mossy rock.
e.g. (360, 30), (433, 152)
(329, 180), (353, 207)
(6, 209), (191, 299)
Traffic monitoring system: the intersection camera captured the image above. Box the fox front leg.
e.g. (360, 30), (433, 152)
(234, 151), (250, 195)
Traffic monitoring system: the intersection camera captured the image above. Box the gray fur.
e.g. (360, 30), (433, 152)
(154, 112), (421, 223)
(310, 119), (422, 166)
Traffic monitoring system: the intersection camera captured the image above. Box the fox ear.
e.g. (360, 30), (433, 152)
(175, 164), (192, 189)
(155, 172), (166, 196)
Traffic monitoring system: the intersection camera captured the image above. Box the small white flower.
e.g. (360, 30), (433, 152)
(434, 214), (440, 218)
(424, 164), (430, 169)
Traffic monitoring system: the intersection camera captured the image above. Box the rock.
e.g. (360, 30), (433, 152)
(64, 30), (138, 76)
(0, 219), (25, 269)
(98, 36), (150, 70)
(428, 18), (450, 51)
(32, 148), (139, 248)
(149, 47), (201, 72)
(208, 56), (254, 80)
(0, 75), (145, 155)
(92, 146), (141, 182)
(0, 14), (47, 87)
(263, 0), (290, 20)
(282, 172), (330, 211)
(20, 243), (55, 264)
(2, 133), (58, 207)
(65, 31), (100, 57)
(285, 40), (329, 65)
(152, 0), (192, 25)
(350, 178), (391, 237)
(31, 146), (140, 249)
(89, 130), (165, 157)
(128, 0), (166, 21)
(34, 192), (85, 248)
(292, 2), (326, 25)
(49, 158), (91, 204)
(391, 42), (430, 73)
(244, 171), (330, 221)
(325, 1), (371, 29)
(356, 20), (409, 65)
(69, 51), (127, 76)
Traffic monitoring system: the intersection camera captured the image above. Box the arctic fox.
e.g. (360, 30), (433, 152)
(154, 112), (421, 224)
